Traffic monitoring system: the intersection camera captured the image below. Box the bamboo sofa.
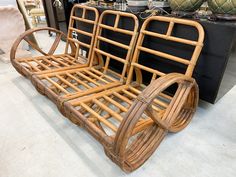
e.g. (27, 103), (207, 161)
(11, 7), (204, 172)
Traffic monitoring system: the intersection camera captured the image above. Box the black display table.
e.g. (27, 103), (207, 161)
(65, 5), (236, 104)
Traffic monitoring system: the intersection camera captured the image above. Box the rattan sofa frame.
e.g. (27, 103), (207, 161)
(11, 7), (204, 173)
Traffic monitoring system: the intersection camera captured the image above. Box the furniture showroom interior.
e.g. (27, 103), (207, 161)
(0, 0), (235, 176)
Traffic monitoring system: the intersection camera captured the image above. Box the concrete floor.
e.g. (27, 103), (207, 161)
(0, 34), (236, 177)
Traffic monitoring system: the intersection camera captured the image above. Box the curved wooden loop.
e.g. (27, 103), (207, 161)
(109, 73), (198, 172)
(48, 33), (64, 55)
(144, 74), (198, 132)
(10, 27), (76, 62)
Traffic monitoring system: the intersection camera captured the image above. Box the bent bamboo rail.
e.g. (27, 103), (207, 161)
(10, 4), (99, 78)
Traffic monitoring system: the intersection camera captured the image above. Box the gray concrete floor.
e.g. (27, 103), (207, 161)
(0, 33), (236, 177)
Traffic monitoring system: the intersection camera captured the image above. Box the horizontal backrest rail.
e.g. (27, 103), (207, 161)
(98, 24), (134, 35)
(131, 63), (165, 77)
(71, 16), (95, 24)
(97, 36), (130, 50)
(94, 48), (128, 64)
(138, 46), (191, 65)
(148, 16), (205, 42)
(69, 27), (93, 37)
(67, 38), (91, 48)
(142, 30), (202, 47)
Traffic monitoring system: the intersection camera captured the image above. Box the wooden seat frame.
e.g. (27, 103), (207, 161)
(63, 16), (204, 172)
(10, 4), (99, 78)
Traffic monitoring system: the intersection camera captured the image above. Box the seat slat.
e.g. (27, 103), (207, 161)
(66, 73), (92, 89)
(80, 103), (117, 132)
(90, 68), (117, 82)
(103, 95), (128, 112)
(51, 56), (71, 66)
(23, 60), (41, 72)
(93, 99), (123, 122)
(44, 76), (69, 94)
(113, 92), (133, 105)
(56, 75), (82, 92)
(83, 70), (109, 84)
(32, 59), (51, 70)
(75, 71), (101, 86)
(42, 58), (61, 68)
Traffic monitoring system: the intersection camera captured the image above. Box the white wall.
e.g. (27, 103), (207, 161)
(0, 0), (17, 7)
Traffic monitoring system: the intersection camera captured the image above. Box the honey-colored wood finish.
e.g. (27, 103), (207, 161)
(63, 16), (204, 172)
(10, 4), (99, 78)
(31, 10), (139, 114)
(11, 7), (204, 172)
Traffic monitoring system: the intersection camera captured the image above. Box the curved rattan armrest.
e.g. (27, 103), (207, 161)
(10, 27), (75, 62)
(111, 73), (199, 172)
(116, 73), (198, 141)
(137, 73), (198, 130)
